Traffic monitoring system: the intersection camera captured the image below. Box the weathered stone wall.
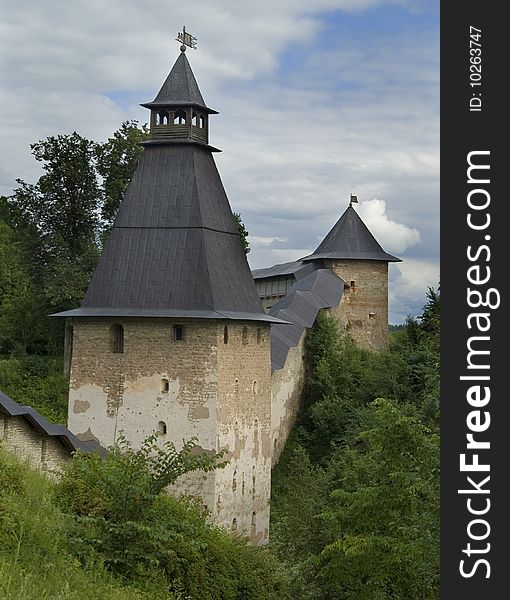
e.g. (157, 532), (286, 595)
(270, 332), (306, 467)
(0, 414), (70, 476)
(68, 318), (272, 544)
(216, 322), (272, 544)
(326, 260), (388, 350)
(69, 317), (220, 508)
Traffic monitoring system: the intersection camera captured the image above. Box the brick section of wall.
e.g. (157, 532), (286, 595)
(326, 260), (388, 350)
(0, 415), (70, 476)
(216, 322), (272, 545)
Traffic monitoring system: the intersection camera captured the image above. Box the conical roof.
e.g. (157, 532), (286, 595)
(141, 51), (217, 114)
(301, 206), (401, 262)
(53, 52), (281, 323)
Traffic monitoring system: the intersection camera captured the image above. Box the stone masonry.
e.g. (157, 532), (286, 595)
(68, 317), (272, 544)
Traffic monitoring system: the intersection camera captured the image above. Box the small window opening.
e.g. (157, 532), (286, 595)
(174, 109), (186, 124)
(224, 325), (229, 344)
(161, 378), (169, 393)
(256, 328), (261, 344)
(174, 325), (184, 341)
(251, 511), (256, 531)
(157, 111), (169, 125)
(110, 324), (124, 353)
(242, 326), (248, 345)
(231, 518), (238, 532)
(232, 470), (237, 492)
(242, 478), (245, 495)
(350, 280), (356, 288)
(157, 421), (167, 435)
(252, 381), (258, 394)
(369, 312), (376, 320)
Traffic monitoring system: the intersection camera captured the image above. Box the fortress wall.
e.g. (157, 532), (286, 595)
(270, 331), (307, 467)
(0, 414), (70, 476)
(216, 322), (272, 545)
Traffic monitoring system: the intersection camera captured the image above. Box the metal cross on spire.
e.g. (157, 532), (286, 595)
(176, 26), (197, 51)
(349, 194), (359, 207)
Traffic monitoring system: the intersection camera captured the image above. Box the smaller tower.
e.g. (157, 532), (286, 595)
(302, 204), (400, 349)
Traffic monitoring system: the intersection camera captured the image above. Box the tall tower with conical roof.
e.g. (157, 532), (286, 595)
(302, 204), (400, 349)
(56, 44), (281, 544)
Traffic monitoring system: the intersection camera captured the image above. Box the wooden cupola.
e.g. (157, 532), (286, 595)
(140, 47), (218, 147)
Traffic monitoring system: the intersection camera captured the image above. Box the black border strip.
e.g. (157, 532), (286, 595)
(441, 3), (506, 596)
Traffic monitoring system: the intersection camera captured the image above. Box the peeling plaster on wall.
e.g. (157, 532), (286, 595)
(72, 399), (90, 414)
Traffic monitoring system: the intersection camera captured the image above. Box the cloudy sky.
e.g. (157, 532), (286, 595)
(0, 0), (439, 323)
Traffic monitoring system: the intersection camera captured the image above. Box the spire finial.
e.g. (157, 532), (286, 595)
(349, 194), (359, 208)
(176, 26), (197, 51)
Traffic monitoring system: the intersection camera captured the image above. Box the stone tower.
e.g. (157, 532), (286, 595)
(55, 47), (282, 544)
(301, 205), (400, 350)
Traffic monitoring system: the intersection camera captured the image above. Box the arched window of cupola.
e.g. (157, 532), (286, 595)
(192, 111), (198, 126)
(156, 111), (169, 125)
(110, 324), (124, 353)
(199, 114), (205, 128)
(174, 109), (186, 124)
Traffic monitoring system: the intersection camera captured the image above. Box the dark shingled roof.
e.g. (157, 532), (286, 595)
(252, 260), (316, 281)
(269, 268), (345, 370)
(54, 141), (281, 323)
(0, 390), (106, 456)
(301, 206), (401, 262)
(141, 52), (217, 114)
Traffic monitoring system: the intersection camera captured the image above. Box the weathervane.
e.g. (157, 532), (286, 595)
(176, 26), (197, 51)
(349, 194), (359, 207)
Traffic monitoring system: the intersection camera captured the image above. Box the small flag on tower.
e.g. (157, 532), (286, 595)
(350, 194), (359, 206)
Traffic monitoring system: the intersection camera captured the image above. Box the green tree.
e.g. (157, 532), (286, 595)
(9, 132), (101, 313)
(96, 120), (149, 229)
(233, 212), (250, 254)
(317, 399), (439, 599)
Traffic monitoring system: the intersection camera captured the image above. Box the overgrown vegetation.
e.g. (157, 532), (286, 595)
(1, 436), (290, 599)
(270, 290), (440, 599)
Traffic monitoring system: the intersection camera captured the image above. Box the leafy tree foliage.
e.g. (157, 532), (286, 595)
(56, 436), (289, 599)
(96, 121), (149, 228)
(271, 292), (440, 599)
(233, 212), (250, 254)
(0, 122), (147, 355)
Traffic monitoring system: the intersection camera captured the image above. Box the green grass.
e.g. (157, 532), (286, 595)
(0, 444), (175, 600)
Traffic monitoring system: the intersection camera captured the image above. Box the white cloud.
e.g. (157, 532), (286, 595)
(357, 198), (420, 254)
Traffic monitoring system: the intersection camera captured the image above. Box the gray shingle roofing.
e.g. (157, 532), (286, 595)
(252, 260), (316, 281)
(268, 268), (345, 370)
(141, 51), (217, 114)
(54, 128), (281, 322)
(301, 206), (401, 262)
(0, 390), (105, 456)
